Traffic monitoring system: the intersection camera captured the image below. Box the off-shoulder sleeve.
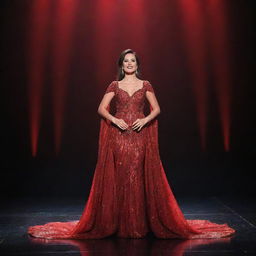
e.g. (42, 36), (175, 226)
(145, 80), (155, 93)
(105, 81), (116, 94)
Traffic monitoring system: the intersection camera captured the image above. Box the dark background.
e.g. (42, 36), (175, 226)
(1, 0), (255, 199)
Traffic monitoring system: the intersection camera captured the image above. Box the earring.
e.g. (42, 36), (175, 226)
(135, 69), (138, 75)
(121, 68), (124, 75)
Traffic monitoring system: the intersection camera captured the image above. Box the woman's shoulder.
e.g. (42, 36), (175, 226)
(143, 80), (155, 92)
(105, 81), (118, 94)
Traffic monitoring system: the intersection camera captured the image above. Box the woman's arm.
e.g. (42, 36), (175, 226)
(97, 92), (116, 123)
(144, 90), (161, 123)
(132, 90), (161, 131)
(98, 91), (128, 130)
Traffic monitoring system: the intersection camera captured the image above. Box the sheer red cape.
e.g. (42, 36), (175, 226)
(28, 104), (235, 239)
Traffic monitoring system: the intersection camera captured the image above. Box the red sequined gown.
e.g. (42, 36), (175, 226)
(27, 80), (235, 239)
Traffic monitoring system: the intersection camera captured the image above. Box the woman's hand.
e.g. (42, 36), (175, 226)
(112, 117), (129, 130)
(132, 118), (148, 131)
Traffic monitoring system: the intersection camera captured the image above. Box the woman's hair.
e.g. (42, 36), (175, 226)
(116, 49), (142, 81)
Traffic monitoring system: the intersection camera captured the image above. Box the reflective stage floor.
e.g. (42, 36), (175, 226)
(0, 196), (255, 255)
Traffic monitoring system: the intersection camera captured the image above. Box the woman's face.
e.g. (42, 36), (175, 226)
(122, 53), (138, 74)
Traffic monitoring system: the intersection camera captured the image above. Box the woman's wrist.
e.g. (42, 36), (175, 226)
(110, 116), (116, 123)
(144, 116), (150, 124)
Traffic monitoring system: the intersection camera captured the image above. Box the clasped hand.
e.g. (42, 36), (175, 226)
(132, 118), (148, 131)
(113, 118), (147, 131)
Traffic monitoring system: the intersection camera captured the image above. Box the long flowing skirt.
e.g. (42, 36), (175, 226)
(27, 112), (235, 239)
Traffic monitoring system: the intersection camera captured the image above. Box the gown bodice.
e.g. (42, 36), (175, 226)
(105, 80), (155, 129)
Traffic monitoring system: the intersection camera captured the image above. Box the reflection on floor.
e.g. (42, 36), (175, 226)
(0, 196), (255, 255)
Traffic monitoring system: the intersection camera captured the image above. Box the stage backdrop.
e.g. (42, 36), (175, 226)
(2, 0), (255, 198)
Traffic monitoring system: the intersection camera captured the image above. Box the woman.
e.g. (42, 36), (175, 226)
(28, 49), (235, 239)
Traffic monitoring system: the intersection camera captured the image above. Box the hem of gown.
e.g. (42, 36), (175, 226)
(27, 219), (236, 240)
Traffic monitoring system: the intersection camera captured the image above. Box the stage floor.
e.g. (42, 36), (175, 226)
(0, 196), (255, 255)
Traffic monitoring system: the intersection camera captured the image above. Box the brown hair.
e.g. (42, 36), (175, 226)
(116, 49), (142, 81)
